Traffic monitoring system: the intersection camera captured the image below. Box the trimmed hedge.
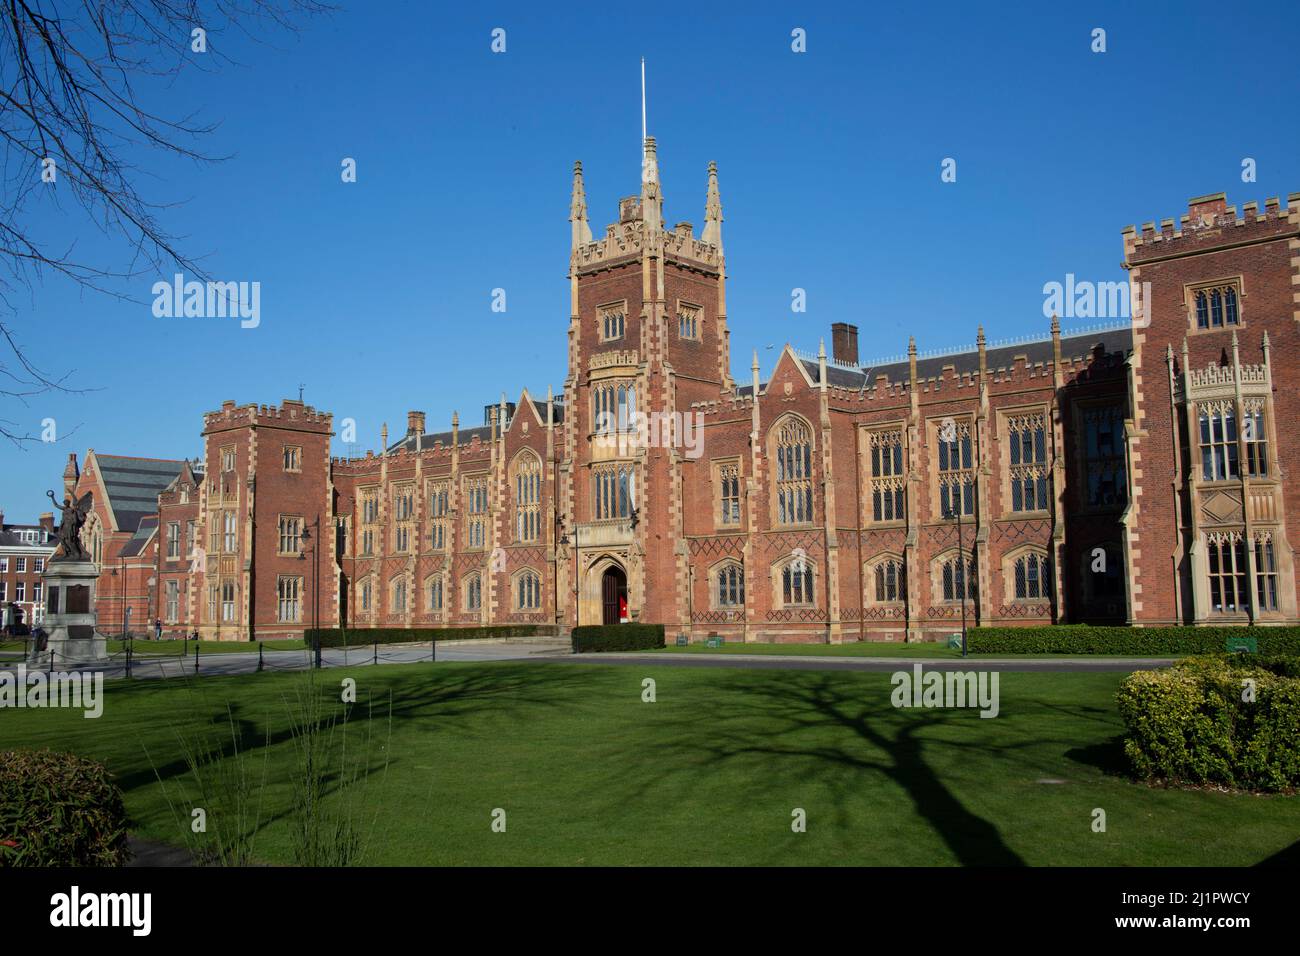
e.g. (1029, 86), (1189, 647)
(1117, 655), (1300, 792)
(967, 624), (1300, 656)
(571, 623), (665, 653)
(305, 625), (557, 648)
(0, 749), (131, 866)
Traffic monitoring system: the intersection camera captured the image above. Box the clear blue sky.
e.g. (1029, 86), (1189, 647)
(4, 0), (1298, 519)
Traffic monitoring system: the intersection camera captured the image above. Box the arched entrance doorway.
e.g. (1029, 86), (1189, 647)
(601, 565), (628, 625)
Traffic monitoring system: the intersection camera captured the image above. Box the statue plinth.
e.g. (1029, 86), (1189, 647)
(34, 560), (108, 664)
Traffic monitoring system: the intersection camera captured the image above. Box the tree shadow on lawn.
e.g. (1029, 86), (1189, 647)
(113, 664), (597, 842)
(606, 671), (1032, 866)
(1063, 737), (1130, 778)
(1255, 840), (1300, 866)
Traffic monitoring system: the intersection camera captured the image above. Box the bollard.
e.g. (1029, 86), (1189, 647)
(194, 641), (200, 675)
(431, 638), (435, 662)
(314, 640), (322, 669)
(373, 642), (378, 666)
(258, 643), (264, 673)
(49, 649), (54, 675)
(125, 639), (132, 679)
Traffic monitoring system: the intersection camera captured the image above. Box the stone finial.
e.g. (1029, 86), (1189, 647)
(702, 160), (723, 251)
(1050, 313), (1060, 336)
(908, 336), (917, 356)
(381, 422), (388, 456)
(977, 325), (986, 347)
(642, 136), (659, 185)
(571, 161), (592, 249)
(641, 136), (662, 235)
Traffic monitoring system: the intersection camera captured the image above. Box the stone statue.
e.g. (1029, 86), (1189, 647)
(47, 490), (92, 562)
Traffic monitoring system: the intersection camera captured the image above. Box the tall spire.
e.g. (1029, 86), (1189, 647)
(702, 161), (723, 251)
(570, 161), (592, 249)
(639, 59), (661, 233)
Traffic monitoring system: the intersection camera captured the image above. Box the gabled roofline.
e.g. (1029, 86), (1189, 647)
(775, 344), (818, 389)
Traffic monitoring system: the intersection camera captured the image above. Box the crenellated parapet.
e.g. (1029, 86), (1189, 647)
(1124, 192), (1299, 265)
(203, 398), (332, 432)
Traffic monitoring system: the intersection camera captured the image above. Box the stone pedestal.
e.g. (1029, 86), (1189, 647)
(33, 560), (107, 664)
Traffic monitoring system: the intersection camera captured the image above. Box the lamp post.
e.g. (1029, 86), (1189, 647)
(300, 515), (321, 652)
(943, 500), (969, 658)
(110, 554), (126, 639)
(558, 523), (578, 629)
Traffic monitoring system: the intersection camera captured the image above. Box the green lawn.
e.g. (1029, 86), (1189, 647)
(4, 662), (1296, 865)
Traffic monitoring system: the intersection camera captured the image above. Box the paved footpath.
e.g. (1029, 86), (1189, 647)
(0, 640), (1175, 679)
(0, 638), (573, 680)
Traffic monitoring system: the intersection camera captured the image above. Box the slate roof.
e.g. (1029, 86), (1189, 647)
(785, 326), (1133, 392)
(94, 455), (187, 532)
(117, 515), (158, 558)
(385, 397), (565, 455)
(0, 525), (55, 549)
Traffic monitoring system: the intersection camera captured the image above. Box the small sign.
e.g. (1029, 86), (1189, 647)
(1226, 636), (1257, 654)
(706, 636), (724, 648)
(675, 633), (689, 646)
(947, 634), (963, 650)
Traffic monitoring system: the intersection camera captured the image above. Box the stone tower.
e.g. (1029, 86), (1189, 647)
(562, 139), (731, 628)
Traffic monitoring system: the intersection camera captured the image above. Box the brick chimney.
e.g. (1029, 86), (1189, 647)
(39, 512), (54, 533)
(62, 452), (79, 497)
(831, 322), (859, 366)
(407, 410), (426, 436)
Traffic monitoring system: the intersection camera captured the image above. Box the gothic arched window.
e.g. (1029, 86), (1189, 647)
(716, 562), (744, 608)
(774, 418), (814, 525)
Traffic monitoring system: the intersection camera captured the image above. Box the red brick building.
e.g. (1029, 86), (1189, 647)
(0, 510), (57, 633)
(61, 452), (188, 638)
(56, 143), (1300, 642)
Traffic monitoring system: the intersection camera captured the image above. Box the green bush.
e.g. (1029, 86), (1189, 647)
(1116, 656), (1300, 792)
(0, 749), (131, 866)
(967, 624), (1300, 656)
(304, 625), (556, 648)
(571, 623), (665, 653)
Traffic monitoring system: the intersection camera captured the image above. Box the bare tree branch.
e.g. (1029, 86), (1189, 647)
(0, 0), (329, 443)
